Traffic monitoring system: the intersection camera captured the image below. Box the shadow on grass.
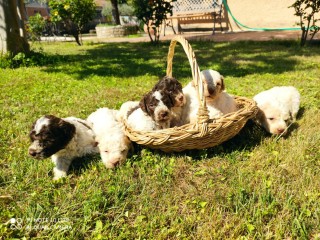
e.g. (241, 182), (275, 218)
(178, 120), (269, 160)
(66, 154), (100, 177)
(41, 40), (320, 80)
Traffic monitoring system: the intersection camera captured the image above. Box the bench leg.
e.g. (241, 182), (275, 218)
(219, 10), (223, 32)
(163, 19), (176, 36)
(212, 14), (216, 35)
(177, 20), (183, 34)
(212, 11), (223, 35)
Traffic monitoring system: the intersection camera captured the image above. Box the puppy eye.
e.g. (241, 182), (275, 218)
(268, 118), (274, 121)
(104, 150), (109, 153)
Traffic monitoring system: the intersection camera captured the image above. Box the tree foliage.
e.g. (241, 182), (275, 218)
(132, 0), (176, 43)
(290, 0), (320, 46)
(26, 13), (46, 41)
(49, 0), (96, 45)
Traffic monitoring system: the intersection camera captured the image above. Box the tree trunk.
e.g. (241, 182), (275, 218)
(0, 0), (30, 55)
(111, 0), (121, 25)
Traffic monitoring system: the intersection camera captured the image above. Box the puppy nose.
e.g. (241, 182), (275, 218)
(277, 128), (285, 134)
(29, 148), (37, 156)
(160, 111), (169, 119)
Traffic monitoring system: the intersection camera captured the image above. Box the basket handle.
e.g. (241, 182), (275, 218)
(166, 36), (209, 124)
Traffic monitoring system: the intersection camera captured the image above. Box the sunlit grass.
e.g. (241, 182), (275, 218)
(0, 38), (319, 239)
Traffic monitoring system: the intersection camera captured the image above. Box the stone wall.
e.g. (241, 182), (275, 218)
(96, 25), (137, 38)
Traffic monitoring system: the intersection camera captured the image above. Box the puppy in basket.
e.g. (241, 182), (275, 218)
(117, 76), (185, 129)
(181, 69), (238, 124)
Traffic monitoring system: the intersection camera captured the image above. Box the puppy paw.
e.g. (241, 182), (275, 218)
(53, 168), (67, 180)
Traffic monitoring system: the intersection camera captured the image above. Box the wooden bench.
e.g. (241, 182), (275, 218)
(164, 0), (223, 35)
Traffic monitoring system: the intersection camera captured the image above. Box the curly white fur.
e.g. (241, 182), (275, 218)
(87, 108), (132, 168)
(253, 86), (300, 135)
(117, 101), (139, 123)
(181, 70), (237, 124)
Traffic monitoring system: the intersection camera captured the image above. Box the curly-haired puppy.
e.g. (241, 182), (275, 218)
(181, 69), (237, 124)
(87, 108), (132, 169)
(152, 76), (186, 127)
(127, 90), (173, 131)
(253, 86), (300, 136)
(28, 115), (98, 180)
(202, 69), (237, 117)
(117, 101), (139, 123)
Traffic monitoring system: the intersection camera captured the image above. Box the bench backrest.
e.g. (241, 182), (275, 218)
(172, 0), (222, 14)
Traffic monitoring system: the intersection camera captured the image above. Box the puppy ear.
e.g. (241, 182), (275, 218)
(139, 93), (149, 114)
(289, 110), (295, 122)
(58, 119), (76, 137)
(168, 92), (175, 106)
(220, 75), (225, 91)
(254, 109), (264, 125)
(152, 78), (162, 91)
(128, 141), (134, 156)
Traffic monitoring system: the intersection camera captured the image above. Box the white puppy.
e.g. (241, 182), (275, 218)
(87, 108), (132, 169)
(28, 115), (98, 180)
(253, 86), (300, 135)
(181, 69), (237, 124)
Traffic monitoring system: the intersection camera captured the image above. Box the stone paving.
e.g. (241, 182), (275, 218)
(87, 30), (306, 43)
(42, 30), (319, 44)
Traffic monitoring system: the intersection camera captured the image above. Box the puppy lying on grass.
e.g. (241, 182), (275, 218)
(28, 115), (98, 180)
(253, 86), (300, 136)
(87, 107), (132, 169)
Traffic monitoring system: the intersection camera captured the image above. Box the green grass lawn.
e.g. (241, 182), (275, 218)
(0, 38), (320, 239)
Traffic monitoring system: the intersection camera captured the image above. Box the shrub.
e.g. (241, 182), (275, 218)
(0, 50), (61, 68)
(26, 13), (46, 41)
(290, 0), (320, 46)
(132, 0), (176, 44)
(49, 0), (96, 46)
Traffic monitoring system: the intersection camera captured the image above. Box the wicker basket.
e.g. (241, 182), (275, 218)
(124, 36), (258, 152)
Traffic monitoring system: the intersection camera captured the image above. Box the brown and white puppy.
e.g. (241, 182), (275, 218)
(152, 76), (186, 127)
(127, 90), (174, 131)
(181, 69), (237, 124)
(201, 69), (237, 119)
(253, 86), (300, 136)
(28, 115), (98, 180)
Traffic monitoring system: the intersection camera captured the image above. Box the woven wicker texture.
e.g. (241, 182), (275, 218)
(124, 36), (258, 152)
